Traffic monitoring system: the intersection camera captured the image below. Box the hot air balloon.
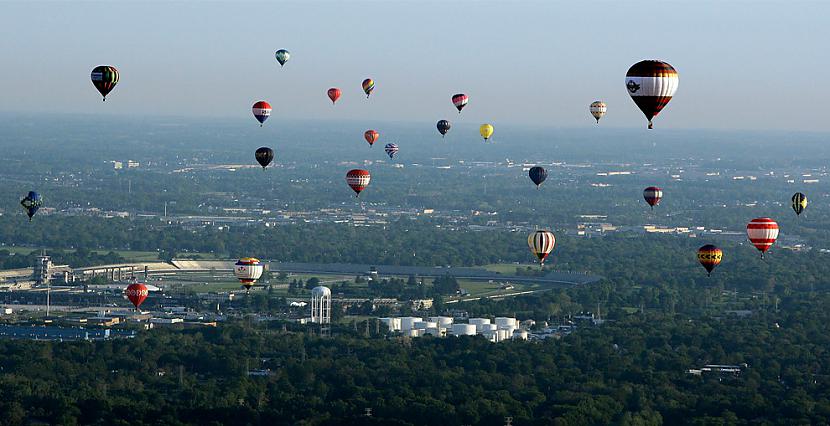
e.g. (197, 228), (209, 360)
(255, 147), (274, 169)
(20, 191), (42, 222)
(364, 130), (379, 147)
(437, 120), (451, 138)
(384, 143), (399, 159)
(275, 49), (290, 66)
(589, 101), (607, 123)
(697, 245), (723, 277)
(346, 169), (371, 197)
(747, 218), (779, 258)
(528, 230), (556, 266)
(91, 65), (119, 101)
(252, 101), (271, 126)
(480, 124), (494, 142)
(362, 78), (375, 98)
(125, 283), (149, 310)
(792, 192), (807, 216)
(328, 88), (341, 104)
(643, 186), (662, 210)
(529, 166), (547, 188)
(235, 258), (264, 292)
(625, 60), (678, 129)
(452, 94), (468, 113)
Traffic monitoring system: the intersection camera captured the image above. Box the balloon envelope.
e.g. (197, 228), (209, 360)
(125, 283), (149, 309)
(20, 191), (42, 221)
(364, 130), (379, 146)
(792, 192), (807, 216)
(346, 169), (371, 196)
(384, 143), (398, 159)
(235, 258), (264, 290)
(697, 244), (723, 276)
(437, 120), (451, 137)
(252, 101), (272, 125)
(747, 218), (779, 257)
(255, 147), (274, 169)
(452, 94), (468, 112)
(643, 186), (662, 209)
(480, 124), (494, 141)
(528, 230), (556, 266)
(275, 49), (290, 66)
(362, 78), (375, 97)
(91, 65), (119, 101)
(589, 101), (607, 123)
(529, 166), (547, 187)
(328, 88), (341, 104)
(625, 60), (678, 129)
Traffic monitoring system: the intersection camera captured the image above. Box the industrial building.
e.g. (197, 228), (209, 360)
(379, 316), (528, 343)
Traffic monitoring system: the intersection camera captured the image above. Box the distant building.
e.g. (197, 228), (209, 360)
(33, 253), (52, 285)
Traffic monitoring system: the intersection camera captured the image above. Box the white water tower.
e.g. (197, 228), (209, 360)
(311, 286), (331, 324)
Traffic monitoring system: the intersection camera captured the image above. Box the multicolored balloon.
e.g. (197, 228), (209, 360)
(480, 124), (494, 141)
(625, 60), (678, 129)
(364, 130), (379, 147)
(91, 65), (119, 101)
(643, 186), (662, 210)
(255, 147), (274, 169)
(252, 101), (272, 126)
(346, 169), (371, 197)
(528, 230), (556, 266)
(792, 192), (807, 216)
(529, 166), (547, 188)
(384, 143), (399, 159)
(362, 78), (375, 98)
(275, 49), (290, 66)
(327, 88), (341, 104)
(747, 218), (779, 258)
(125, 283), (149, 309)
(234, 258), (265, 292)
(589, 101), (607, 123)
(452, 94), (468, 113)
(20, 191), (42, 222)
(437, 120), (451, 138)
(697, 245), (723, 277)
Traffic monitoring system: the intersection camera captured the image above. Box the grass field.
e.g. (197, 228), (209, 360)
(0, 246), (220, 263)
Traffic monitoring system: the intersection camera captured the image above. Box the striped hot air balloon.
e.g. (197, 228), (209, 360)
(346, 169), (371, 197)
(362, 78), (375, 98)
(234, 258), (264, 292)
(452, 94), (468, 113)
(252, 101), (272, 126)
(91, 65), (119, 101)
(590, 101), (607, 123)
(792, 192), (807, 216)
(697, 245), (723, 277)
(747, 218), (779, 258)
(327, 88), (341, 104)
(643, 186), (662, 210)
(528, 230), (556, 266)
(625, 60), (678, 129)
(384, 143), (398, 159)
(364, 130), (379, 147)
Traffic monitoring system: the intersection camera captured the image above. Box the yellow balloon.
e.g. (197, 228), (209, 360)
(480, 124), (494, 141)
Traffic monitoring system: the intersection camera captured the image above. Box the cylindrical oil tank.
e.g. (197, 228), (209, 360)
(468, 318), (491, 332)
(513, 330), (528, 340)
(495, 317), (517, 328)
(482, 323), (498, 332)
(400, 317), (423, 331)
(429, 316), (454, 327)
(451, 324), (477, 336)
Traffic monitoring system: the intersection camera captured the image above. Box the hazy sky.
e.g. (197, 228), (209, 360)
(2, 1), (829, 131)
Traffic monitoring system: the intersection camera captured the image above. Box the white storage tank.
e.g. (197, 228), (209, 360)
(451, 324), (477, 336)
(379, 317), (401, 332)
(429, 316), (454, 327)
(513, 330), (528, 340)
(482, 330), (498, 342)
(497, 329), (511, 341)
(400, 317), (423, 331)
(495, 317), (518, 329)
(407, 328), (423, 337)
(468, 318), (491, 332)
(482, 323), (498, 332)
(414, 321), (437, 330)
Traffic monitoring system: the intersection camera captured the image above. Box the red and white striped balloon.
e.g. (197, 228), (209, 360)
(346, 169), (371, 197)
(746, 217), (779, 257)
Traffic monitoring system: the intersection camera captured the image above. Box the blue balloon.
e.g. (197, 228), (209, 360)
(20, 191), (42, 221)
